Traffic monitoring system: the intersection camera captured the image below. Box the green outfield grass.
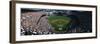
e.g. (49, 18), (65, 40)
(48, 16), (71, 32)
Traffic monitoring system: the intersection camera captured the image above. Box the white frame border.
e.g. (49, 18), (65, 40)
(15, 3), (96, 41)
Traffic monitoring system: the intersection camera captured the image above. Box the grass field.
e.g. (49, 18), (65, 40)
(48, 16), (71, 32)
